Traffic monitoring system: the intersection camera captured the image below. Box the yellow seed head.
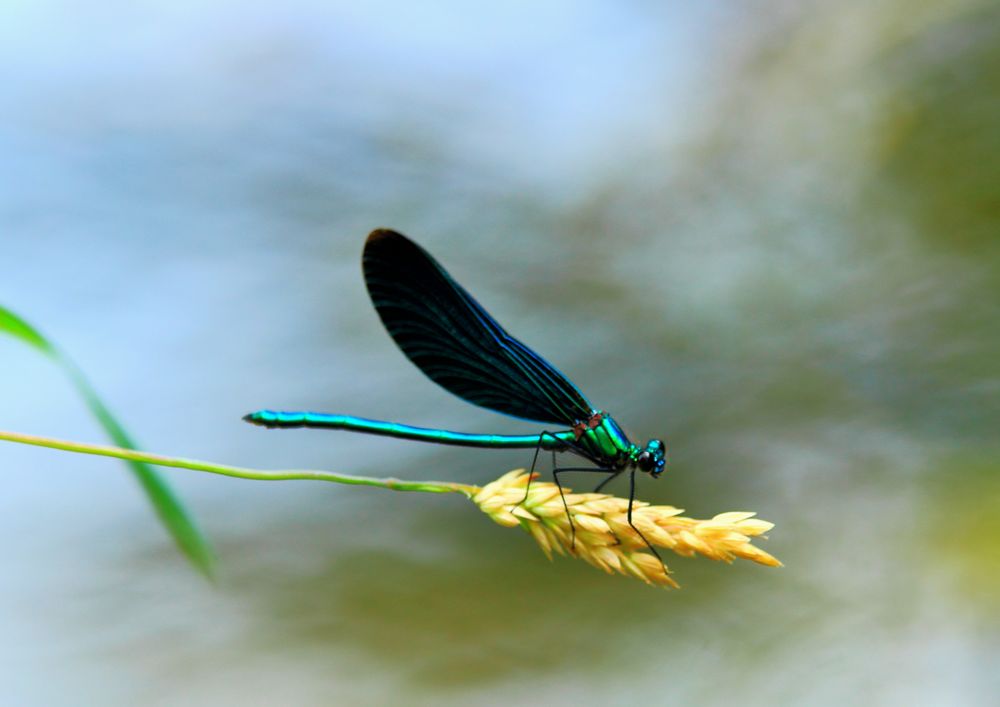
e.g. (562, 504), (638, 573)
(471, 470), (781, 588)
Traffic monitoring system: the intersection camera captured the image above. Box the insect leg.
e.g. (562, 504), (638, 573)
(593, 473), (618, 493)
(550, 466), (618, 551)
(518, 434), (549, 508)
(517, 431), (595, 506)
(626, 469), (667, 576)
(514, 434), (604, 551)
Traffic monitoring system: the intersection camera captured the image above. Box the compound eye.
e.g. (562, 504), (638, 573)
(637, 451), (653, 471)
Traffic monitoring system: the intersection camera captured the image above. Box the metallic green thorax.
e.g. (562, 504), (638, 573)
(573, 412), (640, 468)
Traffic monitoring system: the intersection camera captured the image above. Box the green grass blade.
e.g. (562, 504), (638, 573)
(0, 306), (53, 353)
(0, 305), (216, 580)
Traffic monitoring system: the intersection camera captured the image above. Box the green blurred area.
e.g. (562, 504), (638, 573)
(876, 1), (1000, 254)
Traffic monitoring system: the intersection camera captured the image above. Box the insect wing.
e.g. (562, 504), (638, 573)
(362, 229), (593, 425)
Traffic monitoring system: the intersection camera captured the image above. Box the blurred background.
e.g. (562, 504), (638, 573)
(1, 1), (998, 704)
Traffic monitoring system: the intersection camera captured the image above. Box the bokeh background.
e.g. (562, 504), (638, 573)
(2, 1), (998, 704)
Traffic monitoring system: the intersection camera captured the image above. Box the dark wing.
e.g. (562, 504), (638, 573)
(362, 229), (593, 426)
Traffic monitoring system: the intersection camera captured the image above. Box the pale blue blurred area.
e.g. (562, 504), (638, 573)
(1, 1), (999, 705)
